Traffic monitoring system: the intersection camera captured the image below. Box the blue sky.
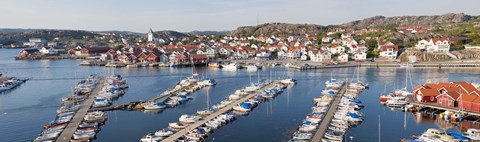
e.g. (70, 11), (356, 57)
(1, 0), (479, 32)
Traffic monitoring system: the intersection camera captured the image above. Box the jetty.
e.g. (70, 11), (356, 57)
(406, 95), (480, 117)
(55, 77), (106, 142)
(311, 83), (348, 142)
(161, 80), (281, 142)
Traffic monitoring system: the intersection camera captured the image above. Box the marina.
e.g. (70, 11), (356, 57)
(54, 77), (106, 142)
(159, 80), (288, 141)
(2, 48), (480, 141)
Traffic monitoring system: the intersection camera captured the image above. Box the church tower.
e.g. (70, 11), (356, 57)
(147, 28), (154, 42)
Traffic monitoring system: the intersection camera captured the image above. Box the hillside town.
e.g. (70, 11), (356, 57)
(12, 25), (480, 66)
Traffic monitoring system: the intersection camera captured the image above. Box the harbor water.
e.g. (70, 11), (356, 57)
(1, 48), (480, 141)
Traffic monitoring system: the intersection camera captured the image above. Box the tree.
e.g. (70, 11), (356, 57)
(367, 50), (379, 58)
(365, 39), (378, 51)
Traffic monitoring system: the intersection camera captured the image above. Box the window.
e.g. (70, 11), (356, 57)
(448, 100), (452, 106)
(439, 98), (442, 103)
(430, 96), (435, 101)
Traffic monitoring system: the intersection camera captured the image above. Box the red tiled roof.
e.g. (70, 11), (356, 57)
(460, 94), (477, 102)
(380, 45), (398, 51)
(418, 88), (441, 97)
(452, 81), (478, 94)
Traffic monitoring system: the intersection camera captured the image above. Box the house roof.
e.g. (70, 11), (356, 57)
(380, 45), (398, 51)
(460, 93), (477, 102)
(432, 37), (450, 44)
(418, 88), (441, 97)
(413, 85), (425, 92)
(452, 81), (478, 94)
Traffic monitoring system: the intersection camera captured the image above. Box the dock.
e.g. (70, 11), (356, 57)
(311, 83), (348, 142)
(407, 95), (480, 117)
(55, 77), (106, 142)
(161, 80), (281, 142)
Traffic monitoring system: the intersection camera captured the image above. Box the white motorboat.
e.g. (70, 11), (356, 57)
(143, 102), (167, 110)
(293, 132), (313, 140)
(196, 109), (215, 115)
(464, 128), (480, 140)
(179, 115), (202, 123)
(386, 98), (408, 107)
(84, 111), (107, 122)
(222, 63), (239, 70)
(281, 78), (297, 85)
(324, 132), (343, 141)
(154, 129), (174, 137)
(168, 122), (187, 129)
(140, 133), (162, 142)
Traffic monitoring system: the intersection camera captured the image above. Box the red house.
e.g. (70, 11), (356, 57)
(436, 87), (460, 108)
(459, 93), (478, 112)
(415, 88), (440, 102)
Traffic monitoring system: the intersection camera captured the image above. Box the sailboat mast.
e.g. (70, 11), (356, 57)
(405, 67), (408, 89)
(378, 115), (381, 142)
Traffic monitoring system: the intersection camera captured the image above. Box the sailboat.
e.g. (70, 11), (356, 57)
(200, 58), (216, 86)
(186, 56), (199, 82)
(395, 67), (413, 96)
(245, 71), (260, 92)
(196, 87), (214, 115)
(349, 63), (367, 89)
(280, 63), (297, 85)
(379, 83), (405, 104)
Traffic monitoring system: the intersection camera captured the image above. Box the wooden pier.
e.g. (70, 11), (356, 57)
(161, 80), (281, 142)
(55, 77), (106, 142)
(407, 95), (480, 117)
(311, 83), (348, 142)
(360, 63), (480, 68)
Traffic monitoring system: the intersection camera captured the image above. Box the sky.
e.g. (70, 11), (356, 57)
(1, 0), (479, 33)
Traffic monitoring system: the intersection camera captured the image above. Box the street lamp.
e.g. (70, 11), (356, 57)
(350, 136), (353, 142)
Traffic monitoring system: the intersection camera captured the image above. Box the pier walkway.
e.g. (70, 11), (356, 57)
(55, 77), (106, 142)
(149, 81), (199, 103)
(311, 83), (347, 142)
(407, 95), (480, 117)
(161, 80), (280, 142)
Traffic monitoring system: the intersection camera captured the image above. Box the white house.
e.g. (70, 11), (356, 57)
(322, 37), (333, 43)
(236, 50), (249, 59)
(353, 51), (367, 62)
(277, 50), (287, 59)
(205, 47), (216, 58)
(39, 47), (57, 54)
(287, 48), (301, 58)
(328, 45), (345, 54)
(266, 38), (274, 44)
(312, 50), (331, 62)
(415, 39), (430, 50)
(218, 48), (229, 56)
(256, 50), (270, 58)
(300, 54), (308, 61)
(337, 53), (349, 63)
(379, 45), (398, 59)
(415, 38), (450, 53)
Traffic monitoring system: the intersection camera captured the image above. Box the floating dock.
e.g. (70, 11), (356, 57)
(55, 77), (106, 142)
(311, 83), (348, 142)
(161, 80), (281, 142)
(407, 95), (480, 117)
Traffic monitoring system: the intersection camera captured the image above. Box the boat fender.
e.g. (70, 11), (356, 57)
(473, 121), (477, 125)
(459, 118), (463, 122)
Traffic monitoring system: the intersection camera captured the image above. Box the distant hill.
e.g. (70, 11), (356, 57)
(93, 31), (144, 36)
(229, 13), (479, 36)
(229, 23), (328, 37)
(0, 28), (44, 33)
(339, 13), (478, 29)
(153, 30), (189, 40)
(188, 30), (229, 35)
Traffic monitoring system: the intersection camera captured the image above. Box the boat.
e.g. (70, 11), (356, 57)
(179, 115), (202, 123)
(293, 132), (313, 140)
(196, 108), (214, 115)
(379, 94), (406, 104)
(244, 64), (259, 71)
(92, 97), (111, 108)
(421, 128), (457, 142)
(168, 122), (187, 129)
(281, 78), (297, 85)
(324, 132), (343, 141)
(143, 102), (167, 110)
(140, 133), (162, 142)
(222, 63), (239, 70)
(447, 132), (470, 142)
(464, 128), (480, 140)
(208, 62), (221, 68)
(385, 98), (408, 107)
(233, 102), (253, 112)
(154, 129), (174, 137)
(84, 111), (107, 122)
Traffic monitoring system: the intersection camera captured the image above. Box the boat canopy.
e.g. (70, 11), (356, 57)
(240, 102), (252, 108)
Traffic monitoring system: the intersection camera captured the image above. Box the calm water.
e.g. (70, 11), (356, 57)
(1, 48), (480, 142)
